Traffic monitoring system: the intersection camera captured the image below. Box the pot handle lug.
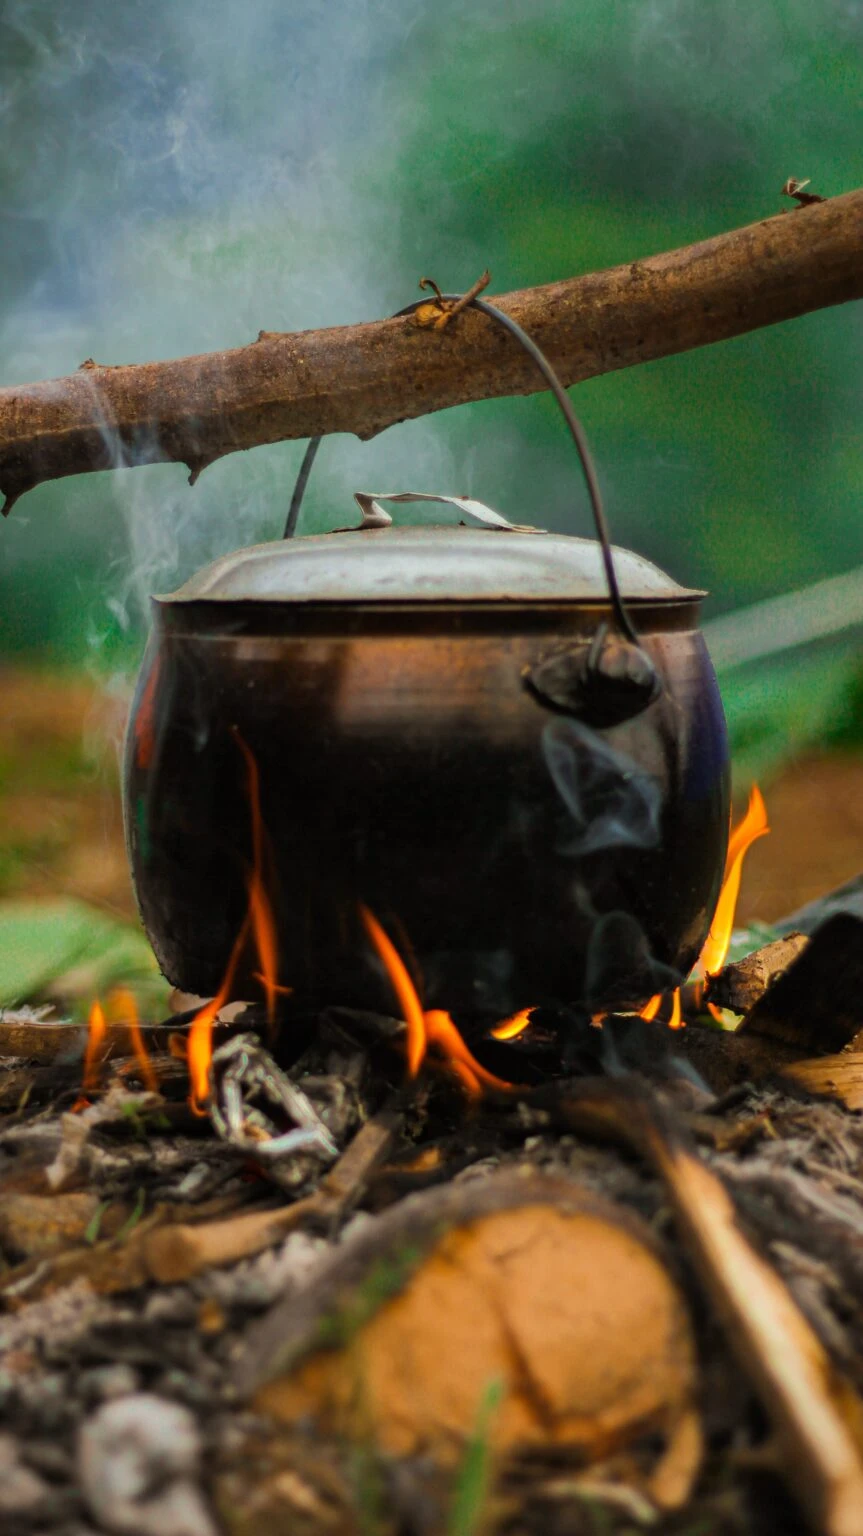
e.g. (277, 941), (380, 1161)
(524, 624), (661, 729)
(348, 491), (546, 534)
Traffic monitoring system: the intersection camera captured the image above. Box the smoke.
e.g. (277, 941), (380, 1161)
(0, 0), (467, 634)
(542, 717), (662, 857)
(1, 0), (861, 659)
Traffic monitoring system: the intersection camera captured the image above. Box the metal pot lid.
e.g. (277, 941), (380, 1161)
(161, 524), (702, 606)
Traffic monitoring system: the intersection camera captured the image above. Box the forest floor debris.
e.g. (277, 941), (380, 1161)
(3, 897), (863, 1533)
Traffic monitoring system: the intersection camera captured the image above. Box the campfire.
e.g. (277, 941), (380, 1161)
(2, 253), (863, 1536)
(5, 724), (863, 1536)
(79, 775), (771, 1112)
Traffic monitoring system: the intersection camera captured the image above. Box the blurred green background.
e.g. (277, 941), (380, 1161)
(1, 0), (862, 947)
(1, 0), (862, 656)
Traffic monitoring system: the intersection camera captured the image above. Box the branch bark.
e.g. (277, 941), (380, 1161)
(2, 190), (862, 515)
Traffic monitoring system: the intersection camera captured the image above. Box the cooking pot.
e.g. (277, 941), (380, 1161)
(123, 298), (730, 1022)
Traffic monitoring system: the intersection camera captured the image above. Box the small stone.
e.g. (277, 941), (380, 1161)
(79, 1394), (217, 1536)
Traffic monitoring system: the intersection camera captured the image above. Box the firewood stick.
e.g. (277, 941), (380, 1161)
(1, 191), (862, 512)
(540, 1080), (863, 1536)
(142, 1106), (401, 1285)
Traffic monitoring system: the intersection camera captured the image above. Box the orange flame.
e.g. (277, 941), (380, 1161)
(234, 731), (288, 1031)
(185, 732), (293, 1113)
(638, 987), (683, 1028)
(359, 904), (427, 1076)
(638, 785), (769, 1028)
(108, 987), (159, 1092)
(81, 999), (107, 1096)
(424, 1010), (518, 1096)
(76, 989), (159, 1108)
(360, 904), (519, 1096)
(698, 785), (769, 979)
(187, 913), (251, 1114)
(491, 1007), (533, 1042)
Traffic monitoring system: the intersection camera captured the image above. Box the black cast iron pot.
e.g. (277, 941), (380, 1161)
(123, 299), (730, 1024)
(124, 505), (729, 1020)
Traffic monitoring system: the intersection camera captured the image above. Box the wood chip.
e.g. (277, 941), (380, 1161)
(780, 1053), (863, 1111)
(237, 1172), (702, 1511)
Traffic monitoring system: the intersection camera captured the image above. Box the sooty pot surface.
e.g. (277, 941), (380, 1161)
(124, 522), (730, 1020)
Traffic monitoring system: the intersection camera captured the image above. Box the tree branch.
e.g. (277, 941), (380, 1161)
(2, 190), (862, 515)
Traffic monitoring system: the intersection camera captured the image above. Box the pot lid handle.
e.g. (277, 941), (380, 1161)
(283, 295), (635, 646)
(347, 491), (547, 534)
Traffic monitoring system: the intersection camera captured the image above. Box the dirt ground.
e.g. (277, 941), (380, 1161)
(1, 665), (862, 929)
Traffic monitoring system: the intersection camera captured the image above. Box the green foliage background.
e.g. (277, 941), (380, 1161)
(1, 0), (861, 700)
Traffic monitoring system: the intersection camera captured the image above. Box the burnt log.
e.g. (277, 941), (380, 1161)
(740, 915), (863, 1054)
(706, 932), (810, 1014)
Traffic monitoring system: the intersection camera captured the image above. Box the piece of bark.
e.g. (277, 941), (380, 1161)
(1, 191), (862, 511)
(142, 1201), (320, 1286)
(143, 1105), (401, 1284)
(0, 1190), (249, 1310)
(213, 1432), (359, 1536)
(778, 1054), (863, 1113)
(740, 915), (863, 1054)
(720, 1159), (863, 1300)
(236, 1171), (702, 1512)
(0, 1191), (127, 1261)
(0, 1060), (78, 1110)
(706, 933), (809, 1014)
(0, 1015), (83, 1063)
(532, 1078), (863, 1536)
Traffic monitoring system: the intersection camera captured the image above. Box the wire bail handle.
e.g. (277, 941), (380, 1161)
(283, 285), (661, 722)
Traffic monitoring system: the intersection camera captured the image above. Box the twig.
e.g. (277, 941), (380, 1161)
(142, 1105), (401, 1284)
(782, 177), (827, 208)
(417, 269), (492, 330)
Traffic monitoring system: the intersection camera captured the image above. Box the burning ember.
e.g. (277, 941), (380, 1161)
(491, 1007), (534, 1042)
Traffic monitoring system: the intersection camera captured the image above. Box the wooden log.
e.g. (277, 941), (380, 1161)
(739, 915), (863, 1054)
(1, 191), (862, 513)
(533, 1078), (863, 1536)
(706, 933), (809, 1015)
(235, 1170), (703, 1511)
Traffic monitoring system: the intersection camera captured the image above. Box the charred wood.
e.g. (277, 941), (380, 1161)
(706, 932), (809, 1014)
(739, 915), (863, 1054)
